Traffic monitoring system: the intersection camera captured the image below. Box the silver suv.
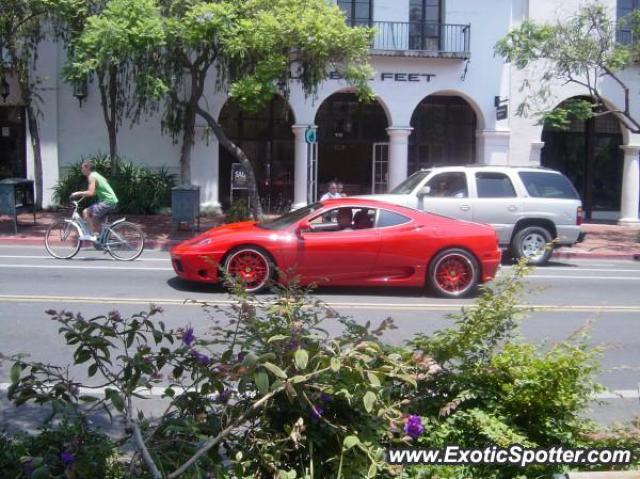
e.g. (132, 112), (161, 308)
(362, 166), (585, 265)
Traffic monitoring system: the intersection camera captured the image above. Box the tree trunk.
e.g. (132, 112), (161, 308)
(195, 104), (263, 220)
(25, 101), (43, 209)
(179, 101), (196, 185)
(98, 67), (119, 175)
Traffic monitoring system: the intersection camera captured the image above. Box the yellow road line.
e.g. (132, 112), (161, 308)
(0, 295), (639, 313)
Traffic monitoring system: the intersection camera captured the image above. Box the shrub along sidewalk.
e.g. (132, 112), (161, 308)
(2, 264), (639, 478)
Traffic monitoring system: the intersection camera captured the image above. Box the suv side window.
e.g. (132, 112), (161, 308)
(426, 172), (468, 197)
(518, 171), (579, 199)
(476, 172), (516, 198)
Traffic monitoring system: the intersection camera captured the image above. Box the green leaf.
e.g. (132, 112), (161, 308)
(267, 334), (289, 343)
(343, 435), (360, 450)
(242, 352), (258, 367)
(263, 362), (287, 379)
(79, 395), (99, 402)
(294, 349), (309, 371)
(254, 371), (269, 396)
(363, 391), (376, 413)
(367, 372), (381, 387)
(10, 363), (21, 383)
(88, 363), (98, 377)
(31, 466), (50, 479)
(330, 357), (341, 372)
(367, 463), (377, 478)
(106, 388), (124, 412)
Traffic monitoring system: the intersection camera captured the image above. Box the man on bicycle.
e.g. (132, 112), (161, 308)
(70, 160), (118, 241)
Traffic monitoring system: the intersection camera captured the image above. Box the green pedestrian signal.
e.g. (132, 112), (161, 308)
(305, 127), (317, 144)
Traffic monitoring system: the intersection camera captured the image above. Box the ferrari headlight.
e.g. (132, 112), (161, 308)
(194, 237), (213, 247)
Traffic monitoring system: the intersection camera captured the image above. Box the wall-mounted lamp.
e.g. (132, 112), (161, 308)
(1, 78), (9, 102)
(73, 77), (88, 106)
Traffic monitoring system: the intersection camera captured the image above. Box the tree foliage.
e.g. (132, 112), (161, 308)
(495, 3), (640, 131)
(67, 0), (374, 219)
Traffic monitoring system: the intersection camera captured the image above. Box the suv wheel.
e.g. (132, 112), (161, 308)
(512, 226), (552, 265)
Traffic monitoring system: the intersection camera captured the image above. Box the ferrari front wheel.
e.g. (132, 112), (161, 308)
(223, 247), (273, 293)
(428, 248), (479, 298)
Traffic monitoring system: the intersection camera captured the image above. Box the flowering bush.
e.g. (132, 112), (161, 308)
(7, 279), (436, 478)
(5, 264), (638, 478)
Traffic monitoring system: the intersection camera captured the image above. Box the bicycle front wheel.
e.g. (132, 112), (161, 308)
(45, 221), (82, 259)
(105, 222), (145, 261)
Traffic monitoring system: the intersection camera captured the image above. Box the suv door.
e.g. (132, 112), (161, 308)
(471, 171), (523, 245)
(419, 172), (473, 221)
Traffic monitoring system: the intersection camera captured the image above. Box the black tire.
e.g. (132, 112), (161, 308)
(428, 248), (479, 298)
(223, 247), (273, 293)
(105, 222), (145, 261)
(511, 226), (552, 265)
(44, 221), (81, 259)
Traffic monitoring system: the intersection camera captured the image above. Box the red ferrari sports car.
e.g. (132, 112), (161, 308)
(170, 198), (501, 298)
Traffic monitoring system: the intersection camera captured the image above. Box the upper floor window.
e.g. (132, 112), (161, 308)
(338, 0), (372, 27)
(410, 0), (441, 23)
(617, 0), (639, 43)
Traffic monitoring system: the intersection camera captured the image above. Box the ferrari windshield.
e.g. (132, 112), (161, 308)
(258, 202), (323, 230)
(390, 170), (431, 194)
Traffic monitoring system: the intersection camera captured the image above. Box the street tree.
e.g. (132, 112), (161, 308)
(495, 3), (640, 132)
(0, 0), (81, 207)
(68, 0), (374, 219)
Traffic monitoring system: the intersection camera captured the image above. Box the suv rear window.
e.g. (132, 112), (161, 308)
(518, 171), (579, 199)
(476, 172), (516, 198)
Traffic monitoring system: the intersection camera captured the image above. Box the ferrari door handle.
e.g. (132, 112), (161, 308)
(507, 205), (518, 212)
(459, 205), (470, 211)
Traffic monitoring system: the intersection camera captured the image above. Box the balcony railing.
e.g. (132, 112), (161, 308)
(371, 21), (471, 58)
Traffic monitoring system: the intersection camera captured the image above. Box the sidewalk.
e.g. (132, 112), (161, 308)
(1, 211), (639, 260)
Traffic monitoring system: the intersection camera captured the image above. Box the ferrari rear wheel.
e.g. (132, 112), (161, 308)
(224, 247), (273, 293)
(428, 248), (479, 298)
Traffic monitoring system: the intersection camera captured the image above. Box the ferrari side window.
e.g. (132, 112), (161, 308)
(378, 210), (410, 227)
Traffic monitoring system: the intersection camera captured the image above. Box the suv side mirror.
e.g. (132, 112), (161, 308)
(417, 185), (431, 197)
(296, 220), (311, 238)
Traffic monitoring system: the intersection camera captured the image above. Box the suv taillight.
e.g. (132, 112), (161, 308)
(576, 207), (584, 226)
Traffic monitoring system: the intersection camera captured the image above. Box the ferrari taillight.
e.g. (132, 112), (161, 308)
(576, 206), (584, 226)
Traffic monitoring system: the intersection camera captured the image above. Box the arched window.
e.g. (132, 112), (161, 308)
(337, 0), (372, 27)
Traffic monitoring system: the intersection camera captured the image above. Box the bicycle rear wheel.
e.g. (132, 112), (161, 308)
(45, 221), (82, 259)
(105, 222), (145, 261)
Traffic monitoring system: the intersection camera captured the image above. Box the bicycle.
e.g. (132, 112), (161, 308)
(44, 199), (145, 261)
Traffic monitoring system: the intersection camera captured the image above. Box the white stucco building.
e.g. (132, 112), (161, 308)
(1, 0), (638, 223)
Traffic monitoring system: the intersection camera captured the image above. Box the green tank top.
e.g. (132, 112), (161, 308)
(89, 171), (118, 205)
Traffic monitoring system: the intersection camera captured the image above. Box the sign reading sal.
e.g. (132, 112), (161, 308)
(328, 71), (436, 82)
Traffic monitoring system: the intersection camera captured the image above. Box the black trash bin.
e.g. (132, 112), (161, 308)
(0, 178), (36, 234)
(171, 185), (200, 232)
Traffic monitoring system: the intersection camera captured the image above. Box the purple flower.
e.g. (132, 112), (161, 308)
(320, 393), (333, 403)
(60, 450), (76, 467)
(191, 350), (211, 365)
(182, 327), (195, 347)
(216, 388), (232, 404)
(237, 351), (247, 362)
(108, 310), (122, 322)
(404, 415), (424, 440)
(310, 404), (324, 423)
(285, 339), (299, 351)
(21, 459), (35, 476)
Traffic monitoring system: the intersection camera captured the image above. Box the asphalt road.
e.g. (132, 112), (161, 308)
(0, 244), (638, 427)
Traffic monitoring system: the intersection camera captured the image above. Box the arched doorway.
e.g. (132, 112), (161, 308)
(409, 95), (477, 173)
(218, 97), (294, 213)
(541, 97), (623, 219)
(315, 92), (388, 196)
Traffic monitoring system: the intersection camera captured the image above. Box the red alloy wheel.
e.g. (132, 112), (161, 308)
(429, 249), (478, 298)
(225, 248), (271, 292)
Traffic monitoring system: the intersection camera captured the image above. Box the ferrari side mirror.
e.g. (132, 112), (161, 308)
(296, 220), (311, 238)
